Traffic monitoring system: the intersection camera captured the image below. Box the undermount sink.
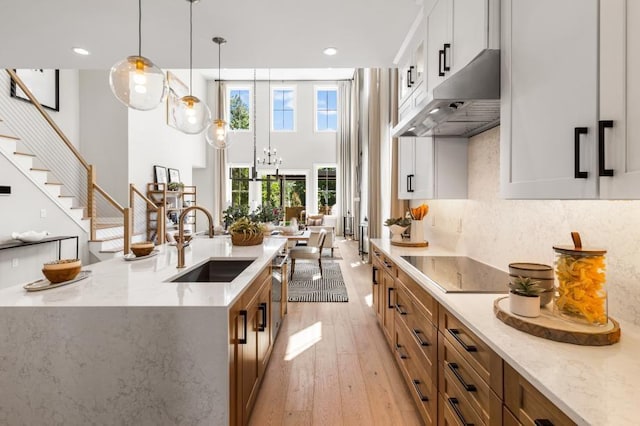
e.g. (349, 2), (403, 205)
(170, 259), (255, 283)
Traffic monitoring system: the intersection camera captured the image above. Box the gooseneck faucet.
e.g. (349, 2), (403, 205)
(176, 205), (214, 269)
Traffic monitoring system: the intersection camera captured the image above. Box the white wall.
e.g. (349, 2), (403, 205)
(79, 70), (129, 206)
(55, 70), (80, 148)
(415, 126), (640, 326)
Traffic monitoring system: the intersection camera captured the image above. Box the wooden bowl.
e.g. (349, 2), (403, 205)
(231, 232), (264, 246)
(42, 259), (81, 283)
(131, 242), (155, 257)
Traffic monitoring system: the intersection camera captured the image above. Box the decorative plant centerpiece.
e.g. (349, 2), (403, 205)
(384, 217), (411, 242)
(252, 202), (283, 235)
(228, 217), (265, 246)
(222, 205), (250, 230)
(508, 276), (543, 317)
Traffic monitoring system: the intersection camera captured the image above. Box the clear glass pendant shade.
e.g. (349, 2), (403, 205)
(173, 95), (211, 134)
(109, 56), (167, 110)
(205, 119), (232, 149)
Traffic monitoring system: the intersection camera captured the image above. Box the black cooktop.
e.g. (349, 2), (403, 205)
(400, 256), (509, 293)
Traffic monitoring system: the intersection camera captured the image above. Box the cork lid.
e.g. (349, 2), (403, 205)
(553, 232), (607, 256)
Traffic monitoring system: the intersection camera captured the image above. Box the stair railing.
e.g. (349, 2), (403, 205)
(130, 184), (165, 245)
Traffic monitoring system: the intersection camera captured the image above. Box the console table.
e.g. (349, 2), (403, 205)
(0, 236), (79, 260)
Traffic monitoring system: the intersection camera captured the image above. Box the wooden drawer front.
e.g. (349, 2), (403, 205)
(395, 322), (436, 425)
(439, 377), (486, 426)
(371, 258), (383, 322)
(439, 308), (503, 397)
(242, 266), (270, 306)
(397, 268), (437, 324)
(503, 405), (522, 426)
(397, 310), (438, 384)
(504, 364), (576, 426)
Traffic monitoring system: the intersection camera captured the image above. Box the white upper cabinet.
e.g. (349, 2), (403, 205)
(501, 0), (640, 199)
(426, 0), (451, 95)
(397, 12), (428, 122)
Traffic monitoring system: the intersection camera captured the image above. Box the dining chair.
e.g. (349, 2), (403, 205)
(289, 229), (327, 279)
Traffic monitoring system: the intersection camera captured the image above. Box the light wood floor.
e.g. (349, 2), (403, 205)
(249, 240), (422, 426)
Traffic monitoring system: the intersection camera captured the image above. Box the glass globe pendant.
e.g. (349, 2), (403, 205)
(205, 118), (231, 149)
(109, 0), (167, 110)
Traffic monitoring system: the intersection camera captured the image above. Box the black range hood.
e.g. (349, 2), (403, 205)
(392, 49), (501, 138)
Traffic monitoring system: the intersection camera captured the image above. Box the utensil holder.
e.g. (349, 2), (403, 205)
(410, 220), (424, 243)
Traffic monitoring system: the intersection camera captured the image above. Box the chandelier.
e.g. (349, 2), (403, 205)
(257, 69), (282, 166)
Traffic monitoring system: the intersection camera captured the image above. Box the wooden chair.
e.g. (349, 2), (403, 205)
(289, 229), (327, 279)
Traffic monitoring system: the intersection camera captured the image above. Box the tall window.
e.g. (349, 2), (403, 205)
(272, 87), (295, 131)
(317, 167), (336, 214)
(315, 87), (338, 132)
(230, 167), (250, 207)
(227, 87), (251, 131)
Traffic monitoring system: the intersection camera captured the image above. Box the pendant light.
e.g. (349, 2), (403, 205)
(258, 69), (283, 166)
(173, 0), (211, 134)
(109, 0), (167, 110)
(206, 37), (232, 149)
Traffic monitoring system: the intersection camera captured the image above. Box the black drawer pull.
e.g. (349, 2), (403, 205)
(412, 379), (429, 402)
(409, 65), (415, 84)
(443, 43), (451, 71)
(448, 328), (477, 352)
(534, 420), (554, 426)
(408, 174), (415, 192)
(574, 127), (589, 179)
(258, 302), (267, 332)
(395, 343), (408, 359)
(438, 49), (445, 76)
(395, 303), (407, 315)
(448, 362), (476, 392)
(411, 329), (430, 346)
(448, 398), (473, 426)
(406, 69), (412, 88)
(372, 266), (378, 285)
(387, 287), (395, 309)
(239, 310), (248, 344)
(599, 120), (614, 177)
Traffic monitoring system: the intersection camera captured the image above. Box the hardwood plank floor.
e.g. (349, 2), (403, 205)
(249, 240), (422, 426)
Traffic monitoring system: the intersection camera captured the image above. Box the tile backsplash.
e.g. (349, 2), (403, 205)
(416, 126), (640, 326)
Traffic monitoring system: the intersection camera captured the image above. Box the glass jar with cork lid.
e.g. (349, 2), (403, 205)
(553, 232), (607, 326)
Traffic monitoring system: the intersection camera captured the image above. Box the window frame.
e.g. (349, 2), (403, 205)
(314, 85), (338, 133)
(271, 85), (297, 132)
(226, 85), (252, 132)
(313, 163), (338, 215)
(227, 164), (252, 208)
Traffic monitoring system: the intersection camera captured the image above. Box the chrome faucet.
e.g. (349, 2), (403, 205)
(176, 205), (214, 268)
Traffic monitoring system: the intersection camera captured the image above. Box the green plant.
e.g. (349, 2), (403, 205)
(253, 202), (282, 223)
(223, 205), (250, 229)
(167, 181), (184, 191)
(509, 276), (543, 297)
(384, 217), (411, 227)
(228, 217), (264, 239)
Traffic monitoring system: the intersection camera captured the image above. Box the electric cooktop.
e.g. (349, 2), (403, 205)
(400, 256), (509, 293)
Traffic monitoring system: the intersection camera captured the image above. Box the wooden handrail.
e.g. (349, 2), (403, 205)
(130, 184), (160, 210)
(94, 183), (125, 213)
(6, 69), (90, 171)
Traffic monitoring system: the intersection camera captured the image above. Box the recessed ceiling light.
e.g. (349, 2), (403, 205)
(72, 47), (90, 56)
(323, 47), (338, 56)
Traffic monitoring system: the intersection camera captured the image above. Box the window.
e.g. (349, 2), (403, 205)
(230, 167), (250, 207)
(272, 87), (295, 131)
(315, 87), (338, 132)
(317, 167), (336, 214)
(227, 87), (251, 131)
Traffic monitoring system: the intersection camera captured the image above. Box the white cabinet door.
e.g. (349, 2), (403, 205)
(426, 0), (452, 95)
(398, 49), (413, 108)
(398, 138), (416, 199)
(413, 137), (435, 200)
(599, 0), (640, 199)
(500, 0), (599, 199)
(451, 0), (489, 74)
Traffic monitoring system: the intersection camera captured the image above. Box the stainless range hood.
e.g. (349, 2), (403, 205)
(392, 49), (500, 138)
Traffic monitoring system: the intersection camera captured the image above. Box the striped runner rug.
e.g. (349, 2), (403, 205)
(288, 261), (348, 302)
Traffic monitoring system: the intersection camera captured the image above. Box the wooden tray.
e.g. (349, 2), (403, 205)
(24, 270), (91, 292)
(390, 240), (428, 247)
(494, 297), (620, 346)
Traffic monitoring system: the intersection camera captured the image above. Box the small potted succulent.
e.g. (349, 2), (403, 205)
(228, 217), (265, 246)
(509, 276), (543, 317)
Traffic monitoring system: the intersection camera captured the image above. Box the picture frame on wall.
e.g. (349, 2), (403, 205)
(10, 69), (60, 111)
(166, 71), (188, 130)
(153, 165), (168, 185)
(168, 168), (181, 184)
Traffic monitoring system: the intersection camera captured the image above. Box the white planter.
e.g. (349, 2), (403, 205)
(389, 225), (408, 242)
(410, 220), (425, 243)
(509, 292), (541, 318)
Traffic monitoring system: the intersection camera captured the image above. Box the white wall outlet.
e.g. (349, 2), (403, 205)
(40, 208), (47, 218)
(457, 218), (463, 234)
(11, 258), (19, 268)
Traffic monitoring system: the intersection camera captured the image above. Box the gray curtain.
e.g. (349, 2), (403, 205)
(212, 81), (228, 225)
(337, 80), (353, 236)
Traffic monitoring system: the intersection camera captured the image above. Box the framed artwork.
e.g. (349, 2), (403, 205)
(154, 165), (167, 185)
(166, 71), (188, 129)
(10, 69), (60, 111)
(168, 168), (181, 183)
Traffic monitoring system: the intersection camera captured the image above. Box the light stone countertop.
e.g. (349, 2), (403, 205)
(371, 238), (639, 426)
(0, 236), (286, 308)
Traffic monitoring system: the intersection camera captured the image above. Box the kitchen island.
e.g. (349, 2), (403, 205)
(0, 236), (286, 425)
(371, 238), (640, 426)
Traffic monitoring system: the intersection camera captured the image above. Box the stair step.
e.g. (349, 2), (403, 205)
(0, 133), (20, 141)
(14, 151), (36, 157)
(99, 247), (124, 254)
(91, 231), (146, 243)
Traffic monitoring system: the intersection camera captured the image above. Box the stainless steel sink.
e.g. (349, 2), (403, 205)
(170, 259), (255, 283)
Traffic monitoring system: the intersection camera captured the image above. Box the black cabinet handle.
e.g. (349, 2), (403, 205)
(258, 302), (267, 332)
(395, 343), (408, 359)
(438, 49), (445, 76)
(406, 69), (412, 88)
(448, 328), (477, 352)
(448, 398), (472, 426)
(395, 303), (407, 315)
(372, 266), (378, 285)
(534, 420), (554, 426)
(407, 174), (415, 192)
(239, 310), (248, 344)
(599, 120), (614, 177)
(574, 127), (589, 179)
(412, 379), (429, 402)
(412, 329), (430, 346)
(443, 43), (451, 71)
(387, 287), (395, 309)
(409, 65), (415, 84)
(448, 362), (477, 392)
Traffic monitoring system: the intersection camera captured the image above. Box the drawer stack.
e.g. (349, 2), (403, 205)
(371, 246), (397, 346)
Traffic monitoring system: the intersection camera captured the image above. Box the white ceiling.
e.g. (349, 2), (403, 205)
(0, 0), (421, 73)
(201, 68), (355, 81)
